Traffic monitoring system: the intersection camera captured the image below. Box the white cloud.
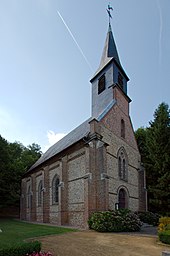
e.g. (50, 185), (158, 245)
(43, 130), (67, 152)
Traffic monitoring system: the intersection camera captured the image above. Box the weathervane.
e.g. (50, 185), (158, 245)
(107, 3), (113, 24)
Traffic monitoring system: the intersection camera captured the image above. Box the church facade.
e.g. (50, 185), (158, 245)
(20, 23), (146, 229)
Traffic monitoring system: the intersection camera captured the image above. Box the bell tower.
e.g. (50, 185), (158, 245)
(90, 20), (129, 119)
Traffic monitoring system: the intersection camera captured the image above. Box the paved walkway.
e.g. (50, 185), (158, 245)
(120, 224), (158, 237)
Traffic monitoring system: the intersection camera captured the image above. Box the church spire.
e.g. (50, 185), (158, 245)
(90, 6), (130, 118)
(98, 22), (121, 72)
(91, 4), (129, 81)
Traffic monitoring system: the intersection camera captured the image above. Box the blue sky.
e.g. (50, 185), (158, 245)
(0, 0), (169, 152)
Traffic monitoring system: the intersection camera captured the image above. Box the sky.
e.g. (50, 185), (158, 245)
(0, 0), (169, 152)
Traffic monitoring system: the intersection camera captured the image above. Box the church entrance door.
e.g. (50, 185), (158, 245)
(118, 188), (127, 209)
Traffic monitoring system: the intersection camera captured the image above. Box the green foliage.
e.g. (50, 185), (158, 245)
(158, 217), (170, 232)
(0, 136), (42, 208)
(136, 211), (160, 226)
(158, 216), (170, 244)
(88, 210), (142, 232)
(135, 102), (170, 213)
(0, 241), (41, 256)
(159, 230), (170, 245)
(135, 127), (148, 163)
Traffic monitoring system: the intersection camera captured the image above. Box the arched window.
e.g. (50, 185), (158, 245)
(38, 180), (43, 207)
(52, 175), (60, 204)
(121, 119), (125, 138)
(117, 147), (128, 181)
(118, 188), (127, 209)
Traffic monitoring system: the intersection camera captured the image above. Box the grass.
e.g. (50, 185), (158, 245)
(0, 218), (76, 249)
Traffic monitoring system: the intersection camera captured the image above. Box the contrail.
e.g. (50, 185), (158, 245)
(156, 0), (163, 66)
(57, 11), (93, 72)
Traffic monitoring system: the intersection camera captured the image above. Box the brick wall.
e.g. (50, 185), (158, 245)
(67, 148), (86, 228)
(101, 86), (138, 151)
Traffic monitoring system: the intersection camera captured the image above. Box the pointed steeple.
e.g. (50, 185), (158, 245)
(90, 19), (130, 118)
(99, 23), (121, 71)
(91, 22), (129, 82)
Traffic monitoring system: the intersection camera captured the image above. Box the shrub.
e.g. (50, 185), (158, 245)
(0, 241), (41, 256)
(136, 211), (160, 226)
(159, 230), (170, 245)
(88, 210), (142, 232)
(158, 217), (170, 232)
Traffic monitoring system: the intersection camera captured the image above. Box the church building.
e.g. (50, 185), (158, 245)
(20, 20), (147, 228)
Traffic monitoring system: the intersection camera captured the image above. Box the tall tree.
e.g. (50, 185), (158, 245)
(135, 102), (170, 213)
(0, 137), (42, 208)
(146, 102), (170, 212)
(0, 136), (11, 207)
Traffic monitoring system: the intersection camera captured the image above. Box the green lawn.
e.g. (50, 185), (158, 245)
(0, 218), (76, 249)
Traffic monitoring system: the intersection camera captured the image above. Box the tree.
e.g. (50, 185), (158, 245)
(21, 143), (42, 170)
(135, 102), (170, 213)
(0, 136), (11, 207)
(0, 137), (42, 208)
(146, 102), (170, 212)
(135, 127), (148, 163)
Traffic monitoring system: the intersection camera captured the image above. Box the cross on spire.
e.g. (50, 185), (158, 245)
(106, 3), (113, 24)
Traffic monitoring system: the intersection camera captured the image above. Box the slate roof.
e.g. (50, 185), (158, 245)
(28, 118), (91, 172)
(91, 23), (129, 82)
(99, 23), (121, 71)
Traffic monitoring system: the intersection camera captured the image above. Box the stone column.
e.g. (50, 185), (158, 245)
(96, 140), (109, 211)
(31, 174), (36, 221)
(83, 145), (91, 228)
(87, 119), (109, 215)
(43, 166), (50, 223)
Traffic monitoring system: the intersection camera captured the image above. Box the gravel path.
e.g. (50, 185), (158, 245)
(39, 228), (170, 256)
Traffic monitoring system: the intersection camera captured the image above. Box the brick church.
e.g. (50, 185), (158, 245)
(20, 21), (147, 228)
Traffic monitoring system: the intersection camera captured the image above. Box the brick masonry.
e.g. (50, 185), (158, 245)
(20, 29), (146, 227)
(20, 98), (146, 227)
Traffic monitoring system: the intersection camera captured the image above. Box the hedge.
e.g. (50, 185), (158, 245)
(159, 230), (170, 245)
(0, 241), (41, 256)
(136, 211), (160, 226)
(88, 209), (142, 232)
